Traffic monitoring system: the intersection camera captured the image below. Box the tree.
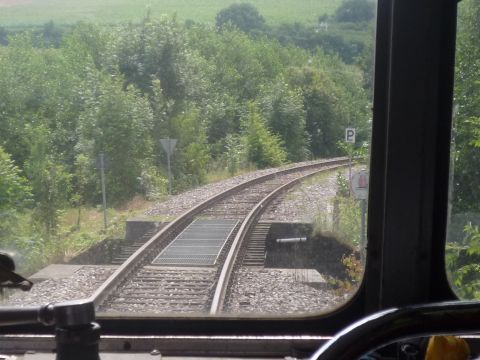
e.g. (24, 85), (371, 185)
(169, 106), (211, 190)
(287, 66), (345, 157)
(272, 22), (364, 64)
(216, 3), (266, 34)
(0, 31), (99, 169)
(451, 0), (480, 212)
(77, 79), (154, 203)
(41, 21), (63, 48)
(0, 146), (32, 248)
(260, 80), (309, 161)
(286, 53), (369, 158)
(24, 126), (72, 236)
(335, 0), (375, 23)
(0, 26), (8, 45)
(0, 146), (32, 211)
(242, 103), (287, 168)
(117, 17), (190, 101)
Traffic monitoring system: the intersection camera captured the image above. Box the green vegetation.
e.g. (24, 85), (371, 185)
(447, 224), (480, 299)
(311, 170), (364, 293)
(334, 0), (375, 23)
(0, 0), (373, 274)
(313, 171), (363, 249)
(443, 0), (480, 299)
(216, 3), (266, 34)
(450, 0), (480, 214)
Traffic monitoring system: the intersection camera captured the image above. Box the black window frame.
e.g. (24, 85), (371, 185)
(0, 0), (462, 353)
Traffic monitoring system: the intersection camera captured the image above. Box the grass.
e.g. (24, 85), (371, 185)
(14, 164), (258, 274)
(7, 163), (347, 276)
(4, 196), (158, 276)
(5, 165), (253, 276)
(61, 195), (157, 244)
(0, 0), (343, 27)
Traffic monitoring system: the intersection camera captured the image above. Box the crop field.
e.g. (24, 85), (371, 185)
(0, 0), (343, 27)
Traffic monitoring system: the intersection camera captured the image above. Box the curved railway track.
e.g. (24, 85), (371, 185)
(89, 158), (349, 314)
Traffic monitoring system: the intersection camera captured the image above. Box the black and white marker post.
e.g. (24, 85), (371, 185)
(351, 170), (369, 262)
(98, 152), (109, 230)
(160, 138), (177, 195)
(345, 127), (356, 185)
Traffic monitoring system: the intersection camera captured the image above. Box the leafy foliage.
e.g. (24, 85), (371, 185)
(0, 146), (32, 211)
(287, 63), (368, 157)
(24, 126), (73, 235)
(330, 253), (362, 293)
(451, 0), (480, 213)
(272, 22), (367, 64)
(243, 103), (287, 168)
(0, 13), (371, 272)
(77, 79), (153, 203)
(447, 224), (480, 299)
(334, 0), (375, 23)
(260, 80), (309, 161)
(216, 3), (266, 34)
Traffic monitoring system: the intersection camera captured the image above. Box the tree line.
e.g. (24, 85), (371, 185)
(0, 6), (371, 245)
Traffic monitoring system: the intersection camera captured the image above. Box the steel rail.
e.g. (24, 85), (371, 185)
(209, 163), (347, 314)
(89, 157), (349, 310)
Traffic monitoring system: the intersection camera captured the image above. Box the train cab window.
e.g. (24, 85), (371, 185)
(0, 0), (375, 319)
(446, 0), (480, 300)
(0, 0), (473, 358)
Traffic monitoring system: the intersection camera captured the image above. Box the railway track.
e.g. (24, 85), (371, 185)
(90, 158), (349, 314)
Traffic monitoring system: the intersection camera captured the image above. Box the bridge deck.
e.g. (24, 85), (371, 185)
(152, 219), (239, 266)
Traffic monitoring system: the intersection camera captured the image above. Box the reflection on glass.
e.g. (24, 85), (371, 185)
(0, 0), (375, 315)
(446, 0), (480, 300)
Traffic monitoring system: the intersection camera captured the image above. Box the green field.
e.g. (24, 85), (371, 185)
(0, 0), (342, 27)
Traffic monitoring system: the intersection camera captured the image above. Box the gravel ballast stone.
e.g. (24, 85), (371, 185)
(4, 162), (353, 313)
(3, 266), (117, 307)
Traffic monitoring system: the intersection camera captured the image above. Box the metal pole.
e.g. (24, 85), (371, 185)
(167, 138), (172, 195)
(100, 153), (107, 230)
(348, 153), (352, 197)
(360, 199), (367, 263)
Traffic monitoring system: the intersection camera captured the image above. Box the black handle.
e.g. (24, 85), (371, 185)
(311, 301), (480, 360)
(0, 299), (100, 360)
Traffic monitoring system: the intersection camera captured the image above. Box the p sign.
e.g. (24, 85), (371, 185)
(345, 128), (356, 143)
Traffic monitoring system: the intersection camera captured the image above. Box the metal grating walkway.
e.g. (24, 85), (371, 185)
(152, 219), (239, 266)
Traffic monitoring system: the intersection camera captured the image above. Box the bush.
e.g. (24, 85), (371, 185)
(138, 166), (168, 200)
(335, 0), (375, 23)
(243, 103), (287, 168)
(447, 223), (480, 299)
(216, 3), (266, 34)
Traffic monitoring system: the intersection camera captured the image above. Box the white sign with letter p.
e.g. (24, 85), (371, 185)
(345, 128), (356, 143)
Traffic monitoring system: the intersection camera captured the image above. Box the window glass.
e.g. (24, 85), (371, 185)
(0, 0), (375, 315)
(446, 0), (480, 299)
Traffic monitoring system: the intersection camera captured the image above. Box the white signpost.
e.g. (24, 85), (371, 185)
(160, 138), (177, 194)
(345, 127), (356, 187)
(97, 153), (110, 230)
(350, 170), (369, 200)
(351, 169), (369, 262)
(345, 128), (356, 143)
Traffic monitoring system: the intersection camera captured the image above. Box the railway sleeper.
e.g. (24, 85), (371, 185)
(125, 282), (212, 288)
(133, 278), (214, 283)
(109, 299), (207, 306)
(122, 291), (209, 296)
(140, 269), (215, 274)
(113, 294), (209, 301)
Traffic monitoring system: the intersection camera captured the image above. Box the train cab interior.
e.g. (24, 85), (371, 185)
(0, 0), (480, 358)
